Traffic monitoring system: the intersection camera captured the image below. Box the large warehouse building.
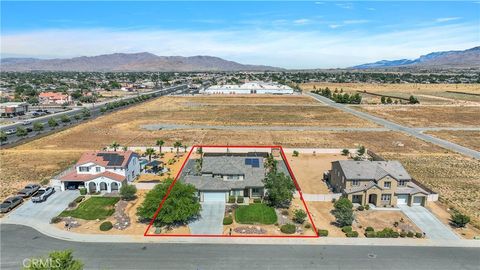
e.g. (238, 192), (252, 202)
(204, 82), (294, 95)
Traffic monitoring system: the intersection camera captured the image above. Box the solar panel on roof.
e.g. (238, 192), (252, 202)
(251, 159), (259, 168)
(98, 153), (125, 166)
(245, 158), (252, 165)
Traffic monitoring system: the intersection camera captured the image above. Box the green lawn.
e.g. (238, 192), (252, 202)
(59, 197), (120, 220)
(235, 203), (277, 225)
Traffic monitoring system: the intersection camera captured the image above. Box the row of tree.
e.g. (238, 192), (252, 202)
(312, 87), (362, 104)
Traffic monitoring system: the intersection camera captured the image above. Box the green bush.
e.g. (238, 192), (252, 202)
(50, 216), (62, 224)
(365, 226), (374, 232)
(120, 184), (137, 201)
(407, 231), (414, 238)
(228, 196), (236, 203)
(365, 231), (376, 238)
(281, 224), (296, 234)
(74, 196), (84, 204)
(68, 202), (77, 208)
(304, 223), (311, 229)
(341, 226), (352, 233)
(281, 209), (289, 215)
(400, 231), (407, 238)
(99, 221), (113, 231)
(346, 231), (359, 237)
(293, 209), (307, 224)
(292, 150), (299, 157)
(318, 229), (329, 237)
(375, 228), (399, 238)
(415, 232), (423, 238)
(357, 205), (364, 211)
(364, 205), (370, 210)
(223, 216), (233, 225)
(79, 188), (87, 195)
(236, 197), (244, 203)
(253, 198), (262, 203)
(451, 212), (470, 228)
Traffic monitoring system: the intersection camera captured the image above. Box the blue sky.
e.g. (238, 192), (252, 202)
(1, 1), (479, 68)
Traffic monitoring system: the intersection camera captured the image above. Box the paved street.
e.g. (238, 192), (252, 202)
(189, 202), (225, 235)
(399, 205), (459, 240)
(306, 92), (480, 159)
(1, 224), (479, 270)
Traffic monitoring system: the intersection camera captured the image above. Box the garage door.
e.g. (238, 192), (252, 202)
(203, 192), (226, 202)
(397, 194), (408, 205)
(413, 196), (424, 206)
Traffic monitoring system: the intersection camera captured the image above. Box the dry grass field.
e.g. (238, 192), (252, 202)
(426, 130), (480, 151)
(356, 105), (480, 127)
(301, 82), (480, 104)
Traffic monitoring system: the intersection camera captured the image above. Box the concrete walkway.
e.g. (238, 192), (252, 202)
(302, 193), (341, 202)
(306, 92), (480, 159)
(189, 202), (225, 235)
(399, 205), (459, 240)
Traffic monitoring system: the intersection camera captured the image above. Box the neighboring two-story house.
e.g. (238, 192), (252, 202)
(39, 92), (72, 105)
(329, 160), (432, 207)
(57, 151), (140, 193)
(181, 155), (266, 202)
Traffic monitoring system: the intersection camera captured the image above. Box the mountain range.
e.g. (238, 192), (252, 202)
(352, 46), (480, 69)
(0, 53), (282, 72)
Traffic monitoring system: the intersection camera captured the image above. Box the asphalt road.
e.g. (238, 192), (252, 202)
(0, 85), (190, 146)
(1, 225), (479, 270)
(306, 92), (480, 159)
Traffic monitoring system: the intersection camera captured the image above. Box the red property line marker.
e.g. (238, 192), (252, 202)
(144, 145), (319, 238)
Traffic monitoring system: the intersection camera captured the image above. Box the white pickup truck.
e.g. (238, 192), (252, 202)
(31, 187), (55, 203)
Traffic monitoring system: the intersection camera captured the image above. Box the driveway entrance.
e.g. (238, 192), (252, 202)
(399, 205), (459, 240)
(189, 202), (225, 235)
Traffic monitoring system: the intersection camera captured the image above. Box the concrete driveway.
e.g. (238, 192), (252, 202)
(3, 190), (79, 224)
(399, 205), (459, 240)
(189, 202), (225, 235)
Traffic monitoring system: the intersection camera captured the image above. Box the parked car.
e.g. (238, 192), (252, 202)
(17, 184), (41, 198)
(5, 128), (16, 135)
(0, 196), (23, 213)
(31, 187), (54, 203)
(22, 120), (32, 126)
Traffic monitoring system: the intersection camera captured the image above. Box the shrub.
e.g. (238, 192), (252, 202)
(346, 231), (359, 237)
(79, 188), (87, 195)
(50, 216), (62, 224)
(68, 202), (77, 208)
(341, 226), (352, 233)
(333, 198), (354, 226)
(304, 223), (311, 229)
(357, 205), (364, 211)
(415, 232), (423, 238)
(228, 196), (236, 203)
(74, 196), (84, 204)
(375, 228), (399, 238)
(280, 224), (296, 234)
(99, 221), (113, 231)
(451, 212), (470, 228)
(292, 150), (299, 157)
(223, 216), (233, 225)
(400, 231), (407, 238)
(318, 229), (329, 237)
(236, 197), (244, 203)
(365, 231), (376, 238)
(364, 204), (370, 210)
(365, 226), (374, 232)
(253, 198), (262, 203)
(281, 209), (289, 216)
(120, 184), (137, 201)
(293, 209), (307, 224)
(407, 231), (414, 238)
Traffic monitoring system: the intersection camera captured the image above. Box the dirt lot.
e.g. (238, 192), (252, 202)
(427, 201), (480, 239)
(426, 130), (480, 152)
(306, 201), (344, 237)
(301, 82), (480, 104)
(287, 153), (348, 194)
(354, 210), (420, 236)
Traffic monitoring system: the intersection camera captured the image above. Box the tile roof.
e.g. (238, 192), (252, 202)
(59, 170), (125, 182)
(76, 151), (136, 168)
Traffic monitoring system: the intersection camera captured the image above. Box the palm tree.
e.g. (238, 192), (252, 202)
(173, 141), (182, 155)
(110, 141), (120, 151)
(122, 146), (128, 151)
(145, 148), (156, 162)
(156, 139), (165, 154)
(183, 144), (188, 153)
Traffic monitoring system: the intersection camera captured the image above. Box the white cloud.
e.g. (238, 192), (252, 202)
(435, 17), (461, 23)
(314, 2), (324, 4)
(2, 23), (478, 69)
(366, 7), (376, 11)
(293, 19), (311, 25)
(329, 24), (342, 29)
(336, 3), (353, 9)
(343, 20), (370, 25)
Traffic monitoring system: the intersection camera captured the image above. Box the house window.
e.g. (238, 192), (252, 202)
(79, 166), (89, 172)
(96, 167), (101, 172)
(384, 182), (391, 189)
(352, 180), (360, 186)
(381, 194), (391, 202)
(399, 180), (407, 186)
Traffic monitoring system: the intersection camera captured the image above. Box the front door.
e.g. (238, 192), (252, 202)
(368, 194), (377, 205)
(244, 188), (249, 198)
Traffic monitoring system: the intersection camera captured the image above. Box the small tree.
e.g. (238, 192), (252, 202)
(145, 148), (156, 162)
(263, 172), (296, 208)
(293, 209), (307, 224)
(100, 107), (107, 113)
(23, 249), (83, 270)
(33, 122), (44, 132)
(341, 149), (350, 156)
(16, 127), (28, 137)
(356, 145), (366, 156)
(409, 95), (419, 104)
(386, 97), (393, 104)
(381, 96), (386, 104)
(120, 184), (137, 201)
(332, 197), (354, 227)
(110, 141), (120, 151)
(451, 212), (470, 228)
(156, 139), (165, 153)
(61, 115), (71, 123)
(81, 108), (91, 118)
(0, 131), (7, 145)
(292, 150), (299, 157)
(48, 118), (58, 128)
(173, 141), (182, 155)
